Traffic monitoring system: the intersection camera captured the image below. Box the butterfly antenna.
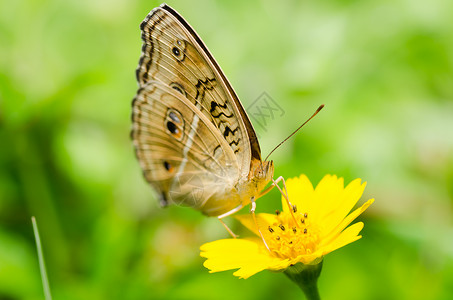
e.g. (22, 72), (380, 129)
(264, 104), (324, 162)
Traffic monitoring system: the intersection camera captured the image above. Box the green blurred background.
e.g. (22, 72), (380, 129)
(1, 0), (453, 299)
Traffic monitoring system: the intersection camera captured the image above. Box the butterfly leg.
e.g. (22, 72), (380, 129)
(217, 204), (244, 238)
(262, 176), (300, 228)
(217, 218), (239, 238)
(250, 197), (271, 252)
(259, 176), (288, 199)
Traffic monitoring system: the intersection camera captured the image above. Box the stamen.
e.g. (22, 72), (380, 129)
(278, 224), (285, 231)
(304, 213), (308, 218)
(292, 227), (297, 233)
(289, 241), (293, 244)
(275, 210), (280, 215)
(276, 236), (280, 240)
(268, 226), (274, 233)
(301, 218), (305, 224)
(292, 205), (297, 213)
(304, 228), (308, 234)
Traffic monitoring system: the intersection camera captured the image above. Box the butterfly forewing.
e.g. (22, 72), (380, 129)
(136, 5), (263, 177)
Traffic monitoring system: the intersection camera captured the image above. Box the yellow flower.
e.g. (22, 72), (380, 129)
(200, 174), (374, 279)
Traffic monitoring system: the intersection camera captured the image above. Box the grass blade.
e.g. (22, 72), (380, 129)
(32, 216), (53, 300)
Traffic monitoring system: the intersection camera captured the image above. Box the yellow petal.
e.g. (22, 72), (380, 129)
(319, 179), (367, 234)
(200, 238), (286, 279)
(233, 258), (291, 279)
(321, 222), (364, 254)
(290, 252), (323, 265)
(282, 174), (314, 213)
(321, 198), (373, 246)
(311, 175), (344, 215)
(235, 213), (278, 236)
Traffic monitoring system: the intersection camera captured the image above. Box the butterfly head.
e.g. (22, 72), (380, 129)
(250, 159), (274, 183)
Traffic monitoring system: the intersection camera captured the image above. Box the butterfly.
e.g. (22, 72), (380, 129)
(131, 4), (287, 234)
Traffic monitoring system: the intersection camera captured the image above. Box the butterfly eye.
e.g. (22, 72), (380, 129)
(171, 40), (185, 61)
(166, 121), (179, 134)
(172, 47), (180, 56)
(163, 161), (173, 172)
(171, 46), (184, 61)
(165, 108), (184, 140)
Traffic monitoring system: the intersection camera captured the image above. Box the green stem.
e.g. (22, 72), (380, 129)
(284, 261), (323, 300)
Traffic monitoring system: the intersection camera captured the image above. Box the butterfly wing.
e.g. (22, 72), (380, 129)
(136, 4), (262, 179)
(132, 80), (242, 214)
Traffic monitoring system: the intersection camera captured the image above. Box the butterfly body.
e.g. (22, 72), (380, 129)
(132, 4), (274, 217)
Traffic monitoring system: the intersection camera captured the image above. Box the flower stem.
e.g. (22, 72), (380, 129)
(284, 261), (323, 300)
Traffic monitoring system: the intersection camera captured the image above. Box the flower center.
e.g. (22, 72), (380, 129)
(263, 210), (320, 259)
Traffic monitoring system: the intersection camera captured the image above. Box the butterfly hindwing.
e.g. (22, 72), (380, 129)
(136, 5), (263, 177)
(132, 80), (241, 210)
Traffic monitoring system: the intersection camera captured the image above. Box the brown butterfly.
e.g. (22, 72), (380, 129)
(131, 4), (290, 236)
